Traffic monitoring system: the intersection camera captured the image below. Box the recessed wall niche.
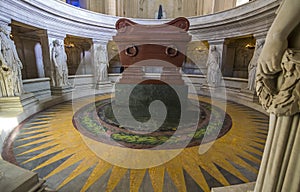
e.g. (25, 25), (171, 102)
(183, 41), (209, 75)
(11, 21), (46, 79)
(107, 40), (121, 73)
(64, 35), (92, 75)
(223, 36), (255, 78)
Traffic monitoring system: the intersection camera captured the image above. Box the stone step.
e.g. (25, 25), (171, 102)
(211, 182), (255, 192)
(0, 160), (50, 192)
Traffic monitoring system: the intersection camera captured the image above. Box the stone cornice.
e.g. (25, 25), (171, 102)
(0, 0), (117, 42)
(0, 0), (280, 42)
(188, 0), (280, 40)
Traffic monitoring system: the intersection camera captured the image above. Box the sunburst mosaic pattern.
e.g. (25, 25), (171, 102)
(3, 94), (269, 192)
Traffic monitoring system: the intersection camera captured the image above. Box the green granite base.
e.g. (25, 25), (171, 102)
(115, 83), (188, 115)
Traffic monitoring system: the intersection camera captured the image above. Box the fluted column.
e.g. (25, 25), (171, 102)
(182, 0), (198, 16)
(105, 0), (117, 16)
(212, 0), (236, 13)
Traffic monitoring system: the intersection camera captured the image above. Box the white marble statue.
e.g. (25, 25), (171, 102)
(206, 45), (221, 86)
(95, 44), (109, 82)
(51, 39), (69, 87)
(247, 39), (264, 91)
(255, 0), (300, 191)
(0, 24), (23, 97)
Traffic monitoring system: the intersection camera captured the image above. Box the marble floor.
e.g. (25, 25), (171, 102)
(2, 94), (269, 192)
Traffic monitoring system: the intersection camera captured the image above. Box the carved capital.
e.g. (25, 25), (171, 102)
(256, 49), (300, 116)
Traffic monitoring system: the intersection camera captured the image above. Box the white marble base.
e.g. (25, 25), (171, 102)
(51, 85), (73, 96)
(239, 89), (259, 102)
(23, 77), (51, 100)
(95, 81), (112, 90)
(198, 85), (227, 99)
(0, 93), (38, 112)
(211, 182), (255, 192)
(0, 159), (48, 192)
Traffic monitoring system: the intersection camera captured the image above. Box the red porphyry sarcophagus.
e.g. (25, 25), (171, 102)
(113, 17), (191, 68)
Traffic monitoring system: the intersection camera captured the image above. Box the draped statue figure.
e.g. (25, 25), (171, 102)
(51, 39), (69, 87)
(247, 39), (265, 91)
(95, 44), (109, 82)
(206, 45), (221, 87)
(0, 24), (23, 97)
(255, 0), (300, 191)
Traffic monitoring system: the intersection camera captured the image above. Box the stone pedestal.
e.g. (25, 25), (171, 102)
(112, 17), (191, 131)
(0, 93), (38, 112)
(211, 182), (255, 192)
(239, 89), (259, 102)
(160, 67), (185, 85)
(0, 160), (47, 192)
(50, 85), (73, 96)
(113, 82), (188, 130)
(199, 84), (226, 99)
(95, 80), (112, 89)
(118, 67), (145, 84)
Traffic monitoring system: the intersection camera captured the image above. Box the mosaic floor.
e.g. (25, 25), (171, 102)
(3, 94), (269, 192)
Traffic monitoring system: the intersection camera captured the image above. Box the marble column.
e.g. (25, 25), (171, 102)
(0, 20), (37, 111)
(212, 0), (236, 13)
(105, 0), (117, 16)
(92, 41), (111, 89)
(46, 32), (72, 95)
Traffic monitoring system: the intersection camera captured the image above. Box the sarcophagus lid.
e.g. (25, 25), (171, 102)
(113, 17), (191, 67)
